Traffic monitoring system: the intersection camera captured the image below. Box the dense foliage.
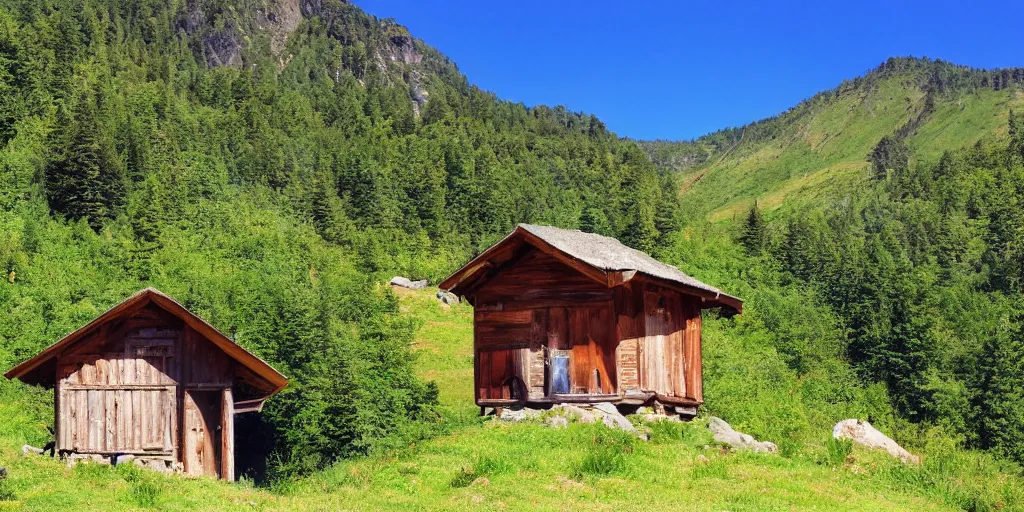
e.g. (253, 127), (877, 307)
(0, 0), (678, 477)
(727, 126), (1024, 464)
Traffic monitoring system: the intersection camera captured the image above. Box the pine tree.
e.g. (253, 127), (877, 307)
(739, 201), (768, 255)
(974, 323), (1024, 463)
(870, 135), (909, 181)
(44, 90), (124, 230)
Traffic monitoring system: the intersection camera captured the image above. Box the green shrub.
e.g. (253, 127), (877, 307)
(824, 437), (853, 467)
(0, 479), (14, 502)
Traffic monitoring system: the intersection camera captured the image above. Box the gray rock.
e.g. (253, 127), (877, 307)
(643, 413), (681, 423)
(833, 419), (919, 464)
(0, 467), (6, 479)
(545, 415), (569, 429)
(496, 407), (543, 422)
(390, 276), (428, 290)
(21, 444), (44, 456)
(437, 290), (459, 305)
(552, 404), (597, 423)
(708, 417), (778, 454)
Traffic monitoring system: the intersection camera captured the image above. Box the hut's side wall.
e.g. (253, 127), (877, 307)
(624, 281), (704, 404)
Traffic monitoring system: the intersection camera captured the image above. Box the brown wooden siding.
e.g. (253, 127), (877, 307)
(470, 249), (707, 407)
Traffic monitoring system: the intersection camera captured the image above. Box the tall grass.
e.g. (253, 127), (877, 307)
(571, 426), (636, 478)
(825, 437), (853, 466)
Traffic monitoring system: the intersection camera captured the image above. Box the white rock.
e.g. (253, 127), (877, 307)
(389, 276), (428, 290)
(708, 416), (778, 454)
(832, 419), (919, 464)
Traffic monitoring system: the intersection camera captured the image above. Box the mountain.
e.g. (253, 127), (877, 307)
(0, 1), (1023, 510)
(639, 57), (1024, 221)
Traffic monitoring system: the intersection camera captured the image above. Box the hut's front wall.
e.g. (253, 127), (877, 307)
(471, 248), (704, 407)
(54, 304), (235, 478)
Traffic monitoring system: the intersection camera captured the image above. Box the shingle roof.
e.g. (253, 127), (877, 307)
(517, 224), (739, 303)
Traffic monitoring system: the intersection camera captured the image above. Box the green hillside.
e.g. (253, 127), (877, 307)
(640, 58), (1024, 221)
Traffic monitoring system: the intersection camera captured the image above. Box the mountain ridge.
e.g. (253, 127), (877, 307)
(638, 56), (1024, 220)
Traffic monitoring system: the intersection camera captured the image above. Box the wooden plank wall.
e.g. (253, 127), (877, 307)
(682, 299), (703, 402)
(614, 284), (643, 393)
(471, 247), (705, 404)
(58, 320), (180, 455)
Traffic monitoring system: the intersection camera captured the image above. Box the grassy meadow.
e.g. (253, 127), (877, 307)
(0, 287), (1020, 511)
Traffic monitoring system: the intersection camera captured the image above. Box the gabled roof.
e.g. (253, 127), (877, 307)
(5, 288), (288, 401)
(439, 224), (742, 313)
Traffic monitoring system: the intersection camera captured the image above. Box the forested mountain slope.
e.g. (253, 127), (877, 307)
(640, 58), (1024, 220)
(0, 0), (1023, 510)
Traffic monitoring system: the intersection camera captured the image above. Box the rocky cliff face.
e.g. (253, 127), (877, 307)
(179, 0), (433, 113)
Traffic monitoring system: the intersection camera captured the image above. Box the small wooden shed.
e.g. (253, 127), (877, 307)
(440, 224), (742, 414)
(4, 288), (288, 480)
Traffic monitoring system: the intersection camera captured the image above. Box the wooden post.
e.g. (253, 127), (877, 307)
(221, 388), (234, 481)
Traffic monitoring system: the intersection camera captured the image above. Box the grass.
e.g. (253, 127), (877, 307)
(680, 76), (1024, 222)
(0, 287), (1021, 510)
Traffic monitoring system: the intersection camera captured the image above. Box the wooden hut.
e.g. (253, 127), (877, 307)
(4, 288), (288, 480)
(439, 224), (742, 415)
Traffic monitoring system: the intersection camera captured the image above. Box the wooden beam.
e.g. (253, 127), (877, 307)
(221, 388), (234, 481)
(606, 270), (637, 288)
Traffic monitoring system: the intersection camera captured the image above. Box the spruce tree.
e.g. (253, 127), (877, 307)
(44, 91), (124, 230)
(739, 201), (768, 255)
(974, 324), (1024, 463)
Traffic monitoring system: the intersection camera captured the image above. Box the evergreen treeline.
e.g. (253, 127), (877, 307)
(735, 123), (1024, 463)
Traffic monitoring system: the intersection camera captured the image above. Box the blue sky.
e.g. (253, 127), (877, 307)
(357, 1), (1024, 141)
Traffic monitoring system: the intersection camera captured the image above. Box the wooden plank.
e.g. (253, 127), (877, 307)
(222, 388), (234, 481)
(547, 307), (568, 351)
(114, 390), (125, 451)
(683, 300), (703, 403)
(105, 390), (115, 452)
(87, 390), (102, 452)
(132, 390), (142, 451)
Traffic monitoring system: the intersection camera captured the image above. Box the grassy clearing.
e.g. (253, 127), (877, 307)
(0, 287), (1021, 511)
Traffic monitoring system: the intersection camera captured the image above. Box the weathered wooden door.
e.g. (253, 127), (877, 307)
(183, 390), (221, 478)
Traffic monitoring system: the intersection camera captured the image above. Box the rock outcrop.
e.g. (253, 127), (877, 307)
(832, 419), (920, 463)
(390, 276), (428, 290)
(494, 403), (643, 437)
(708, 417), (778, 454)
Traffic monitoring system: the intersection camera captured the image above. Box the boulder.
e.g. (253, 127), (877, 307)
(832, 419), (919, 463)
(551, 404), (597, 424)
(545, 415), (569, 429)
(708, 417), (779, 454)
(436, 290), (459, 305)
(495, 406), (543, 422)
(389, 276), (428, 290)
